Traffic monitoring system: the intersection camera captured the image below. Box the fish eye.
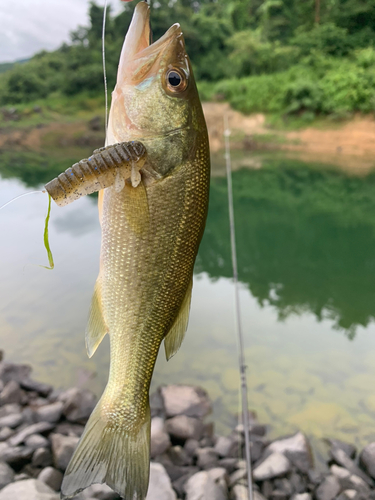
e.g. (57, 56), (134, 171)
(166, 69), (187, 93)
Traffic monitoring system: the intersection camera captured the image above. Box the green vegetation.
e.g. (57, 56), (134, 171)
(1, 0), (375, 119)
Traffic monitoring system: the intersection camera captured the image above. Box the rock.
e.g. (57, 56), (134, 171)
(184, 470), (227, 500)
(196, 447), (219, 470)
(289, 471), (308, 494)
(218, 458), (237, 474)
(38, 467), (63, 491)
(165, 415), (203, 441)
(214, 436), (238, 458)
(0, 462), (14, 489)
(150, 391), (165, 418)
(253, 452), (291, 481)
(80, 483), (121, 499)
(35, 402), (64, 424)
(229, 467), (247, 487)
(359, 442), (375, 480)
(88, 116), (102, 132)
(250, 439), (266, 463)
(326, 439), (356, 459)
(50, 434), (79, 471)
(315, 475), (341, 500)
(232, 485), (266, 500)
(0, 429), (13, 442)
(266, 432), (313, 473)
(0, 445), (34, 467)
(291, 495), (312, 500)
(22, 407), (38, 425)
(207, 467), (228, 492)
(145, 462), (176, 500)
(184, 439), (199, 457)
(0, 363), (31, 385)
(59, 388), (96, 423)
(0, 413), (22, 429)
(151, 417), (171, 458)
(330, 464), (369, 494)
(336, 490), (359, 500)
(54, 423), (85, 437)
(0, 382), (22, 406)
(161, 386), (211, 418)
(0, 405), (21, 419)
(20, 379), (53, 398)
(0, 478), (59, 500)
(8, 422), (54, 447)
(32, 448), (53, 468)
(168, 446), (192, 466)
(14, 473), (30, 481)
(331, 446), (373, 486)
(25, 434), (49, 450)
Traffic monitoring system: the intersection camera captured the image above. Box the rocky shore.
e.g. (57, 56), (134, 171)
(0, 359), (374, 500)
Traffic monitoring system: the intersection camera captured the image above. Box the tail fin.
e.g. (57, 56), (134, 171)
(61, 399), (151, 500)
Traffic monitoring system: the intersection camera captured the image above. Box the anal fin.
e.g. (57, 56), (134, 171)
(164, 279), (193, 361)
(85, 279), (108, 358)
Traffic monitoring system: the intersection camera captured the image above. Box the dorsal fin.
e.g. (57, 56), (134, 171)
(85, 279), (108, 358)
(164, 279), (193, 361)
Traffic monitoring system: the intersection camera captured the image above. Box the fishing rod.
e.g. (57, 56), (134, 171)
(102, 0), (109, 135)
(224, 114), (254, 500)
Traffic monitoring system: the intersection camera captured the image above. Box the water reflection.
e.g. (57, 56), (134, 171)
(2, 151), (375, 450)
(198, 161), (375, 337)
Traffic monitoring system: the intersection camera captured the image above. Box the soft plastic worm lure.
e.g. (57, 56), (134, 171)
(45, 141), (147, 207)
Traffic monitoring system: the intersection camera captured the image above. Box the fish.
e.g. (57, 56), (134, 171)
(61, 2), (210, 499)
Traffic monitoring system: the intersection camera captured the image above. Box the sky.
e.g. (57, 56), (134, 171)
(0, 0), (122, 63)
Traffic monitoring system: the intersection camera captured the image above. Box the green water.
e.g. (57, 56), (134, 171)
(1, 150), (375, 462)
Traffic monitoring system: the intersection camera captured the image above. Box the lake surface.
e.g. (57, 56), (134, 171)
(1, 149), (375, 464)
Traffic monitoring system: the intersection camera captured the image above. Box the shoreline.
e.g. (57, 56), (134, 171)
(2, 104), (375, 175)
(0, 357), (374, 499)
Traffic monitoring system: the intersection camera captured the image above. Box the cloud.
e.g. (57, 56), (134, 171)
(0, 0), (121, 63)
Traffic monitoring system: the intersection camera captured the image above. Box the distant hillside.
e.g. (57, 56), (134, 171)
(0, 59), (28, 74)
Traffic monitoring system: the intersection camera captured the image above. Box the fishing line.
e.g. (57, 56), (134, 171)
(224, 114), (254, 500)
(102, 0), (109, 136)
(0, 190), (45, 212)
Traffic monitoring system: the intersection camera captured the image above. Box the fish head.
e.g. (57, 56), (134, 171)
(107, 1), (206, 179)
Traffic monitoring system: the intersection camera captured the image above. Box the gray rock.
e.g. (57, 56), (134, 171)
(0, 478), (59, 500)
(0, 413), (22, 429)
(54, 423), (84, 437)
(0, 462), (14, 489)
(229, 467), (247, 487)
(214, 436), (238, 458)
(38, 467), (63, 491)
(250, 439), (266, 463)
(331, 446), (373, 486)
(79, 483), (120, 499)
(0, 445), (34, 466)
(13, 473), (30, 481)
(168, 446), (192, 466)
(151, 417), (171, 458)
(150, 391), (165, 418)
(291, 495), (312, 500)
(266, 432), (313, 473)
(59, 388), (96, 423)
(232, 485), (267, 500)
(326, 439), (356, 459)
(146, 462), (176, 500)
(207, 467), (228, 493)
(0, 382), (22, 406)
(20, 379), (53, 398)
(359, 442), (375, 480)
(165, 415), (203, 441)
(50, 433), (79, 471)
(0, 405), (21, 419)
(161, 386), (211, 418)
(253, 452), (291, 481)
(315, 475), (341, 500)
(218, 458), (237, 474)
(32, 448), (53, 468)
(0, 363), (31, 385)
(25, 434), (49, 450)
(184, 470), (227, 500)
(35, 402), (64, 424)
(184, 439), (199, 457)
(289, 471), (307, 494)
(8, 422), (54, 447)
(196, 447), (219, 470)
(0, 429), (13, 442)
(330, 464), (369, 494)
(336, 490), (359, 500)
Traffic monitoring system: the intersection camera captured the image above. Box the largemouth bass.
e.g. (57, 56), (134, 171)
(61, 2), (210, 499)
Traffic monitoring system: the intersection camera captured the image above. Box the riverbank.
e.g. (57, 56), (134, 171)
(0, 357), (374, 500)
(2, 104), (375, 175)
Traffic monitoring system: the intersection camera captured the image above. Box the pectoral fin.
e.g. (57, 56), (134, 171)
(85, 280), (108, 358)
(164, 279), (193, 361)
(124, 180), (149, 235)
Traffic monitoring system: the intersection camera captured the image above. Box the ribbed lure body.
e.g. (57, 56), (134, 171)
(45, 141), (146, 207)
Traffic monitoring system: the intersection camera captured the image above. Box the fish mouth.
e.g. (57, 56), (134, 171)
(117, 1), (183, 84)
